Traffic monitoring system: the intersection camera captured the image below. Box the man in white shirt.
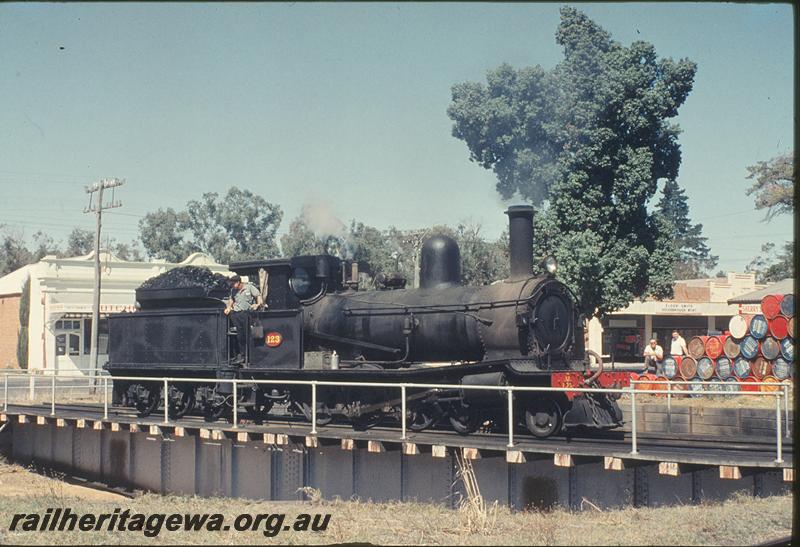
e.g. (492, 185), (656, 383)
(670, 330), (688, 357)
(643, 338), (664, 373)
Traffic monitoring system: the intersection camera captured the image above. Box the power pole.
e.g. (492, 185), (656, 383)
(84, 178), (124, 381)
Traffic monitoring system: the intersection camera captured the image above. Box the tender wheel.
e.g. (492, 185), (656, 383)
(408, 402), (441, 432)
(169, 385), (196, 419)
(448, 404), (481, 435)
(134, 384), (160, 417)
(524, 397), (563, 438)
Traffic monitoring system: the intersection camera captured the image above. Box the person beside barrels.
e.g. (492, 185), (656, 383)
(670, 330), (688, 358)
(643, 338), (664, 373)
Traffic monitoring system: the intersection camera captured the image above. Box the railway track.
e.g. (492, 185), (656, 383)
(3, 402), (791, 469)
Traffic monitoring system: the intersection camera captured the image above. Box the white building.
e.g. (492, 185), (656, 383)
(0, 251), (229, 374)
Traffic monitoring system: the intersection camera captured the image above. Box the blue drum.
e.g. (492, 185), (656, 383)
(749, 314), (769, 339)
(780, 337), (794, 361)
(715, 356), (732, 379)
(740, 335), (759, 360)
(697, 357), (714, 380)
(723, 377), (740, 392)
(688, 378), (704, 398)
(708, 378), (724, 392)
(772, 357), (792, 380)
(662, 356), (678, 379)
(780, 294), (795, 317)
(733, 357), (751, 379)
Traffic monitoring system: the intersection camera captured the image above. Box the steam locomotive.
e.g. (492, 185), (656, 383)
(105, 206), (624, 438)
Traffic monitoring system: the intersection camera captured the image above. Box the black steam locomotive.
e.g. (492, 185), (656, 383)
(105, 206), (623, 438)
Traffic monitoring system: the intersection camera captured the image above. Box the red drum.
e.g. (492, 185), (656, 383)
(704, 336), (724, 359)
(761, 294), (783, 320)
(769, 315), (789, 339)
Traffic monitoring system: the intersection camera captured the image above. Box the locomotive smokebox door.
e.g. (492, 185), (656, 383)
(248, 309), (304, 369)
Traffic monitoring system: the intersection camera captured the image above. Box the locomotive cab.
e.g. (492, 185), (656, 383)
(229, 254), (351, 370)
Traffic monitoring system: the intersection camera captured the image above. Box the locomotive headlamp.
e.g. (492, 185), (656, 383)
(545, 256), (558, 275)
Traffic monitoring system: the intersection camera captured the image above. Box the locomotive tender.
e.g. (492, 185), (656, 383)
(106, 206), (623, 438)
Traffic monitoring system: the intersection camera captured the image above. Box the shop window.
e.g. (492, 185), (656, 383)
(55, 334), (66, 356)
(83, 318), (110, 355)
(68, 333), (80, 356)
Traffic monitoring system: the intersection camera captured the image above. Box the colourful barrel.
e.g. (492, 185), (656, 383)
(662, 356), (678, 379)
(729, 315), (750, 339)
(679, 356), (697, 379)
(723, 335), (741, 359)
(749, 315), (769, 339)
(711, 378), (726, 392)
(671, 381), (688, 398)
(761, 336), (781, 360)
(640, 373), (657, 391)
(772, 357), (792, 380)
(697, 357), (715, 380)
(769, 316), (789, 339)
(733, 357), (751, 379)
(687, 336), (707, 359)
(715, 356), (733, 379)
(779, 294), (794, 317)
(738, 377), (759, 392)
(750, 356), (772, 380)
(654, 376), (669, 397)
(761, 295), (783, 320)
(705, 336), (723, 359)
(789, 317), (795, 339)
(723, 377), (740, 392)
(760, 376), (780, 392)
(780, 337), (794, 361)
(688, 378), (704, 398)
(740, 335), (760, 359)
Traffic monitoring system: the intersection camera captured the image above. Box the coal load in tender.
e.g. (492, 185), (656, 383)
(137, 266), (231, 304)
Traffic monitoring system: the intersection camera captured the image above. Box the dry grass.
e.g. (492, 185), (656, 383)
(0, 459), (792, 545)
(453, 451), (498, 535)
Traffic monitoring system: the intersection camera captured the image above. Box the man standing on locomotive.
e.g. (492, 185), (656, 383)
(224, 274), (263, 364)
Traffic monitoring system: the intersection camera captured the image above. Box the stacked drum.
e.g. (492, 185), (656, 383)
(650, 292), (794, 396)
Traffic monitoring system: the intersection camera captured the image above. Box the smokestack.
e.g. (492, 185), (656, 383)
(505, 205), (534, 279)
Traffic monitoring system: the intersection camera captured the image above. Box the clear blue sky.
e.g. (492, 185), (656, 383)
(0, 2), (794, 273)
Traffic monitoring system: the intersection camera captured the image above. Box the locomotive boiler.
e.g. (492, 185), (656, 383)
(105, 205), (623, 438)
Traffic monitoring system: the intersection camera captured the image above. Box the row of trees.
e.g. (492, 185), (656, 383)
(0, 226), (143, 277)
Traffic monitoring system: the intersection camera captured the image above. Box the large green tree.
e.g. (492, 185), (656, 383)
(139, 187), (283, 264)
(657, 179), (718, 279)
(448, 7), (696, 315)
